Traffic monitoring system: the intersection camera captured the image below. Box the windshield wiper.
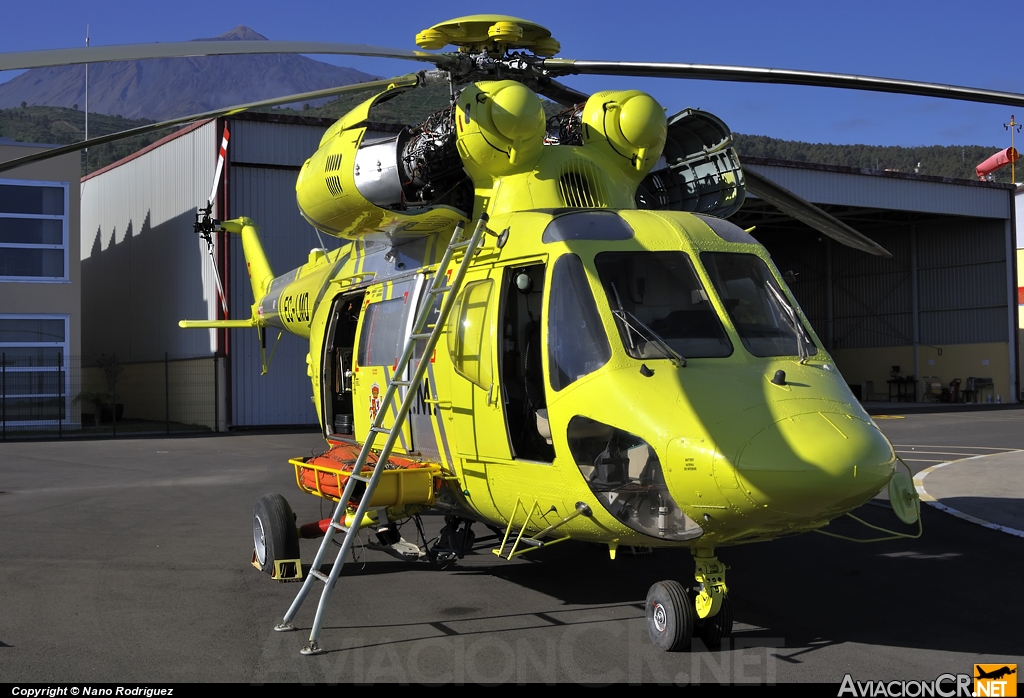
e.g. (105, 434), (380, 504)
(611, 307), (687, 368)
(764, 281), (814, 363)
(610, 282), (637, 352)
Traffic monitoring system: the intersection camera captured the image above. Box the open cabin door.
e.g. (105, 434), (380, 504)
(446, 262), (552, 463)
(320, 291), (364, 439)
(349, 276), (425, 455)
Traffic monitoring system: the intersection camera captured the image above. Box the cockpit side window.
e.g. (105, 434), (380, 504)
(547, 254), (611, 391)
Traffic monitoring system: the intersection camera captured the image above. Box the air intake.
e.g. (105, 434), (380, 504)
(324, 153), (344, 197)
(558, 160), (608, 208)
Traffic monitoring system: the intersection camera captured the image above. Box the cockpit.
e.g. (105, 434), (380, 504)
(538, 209), (825, 542)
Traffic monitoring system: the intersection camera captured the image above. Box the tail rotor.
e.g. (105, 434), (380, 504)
(194, 124), (231, 317)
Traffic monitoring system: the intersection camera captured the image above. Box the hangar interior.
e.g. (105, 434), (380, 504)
(738, 158), (1017, 404)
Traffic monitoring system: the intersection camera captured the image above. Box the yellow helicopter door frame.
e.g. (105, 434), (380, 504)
(446, 265), (511, 462)
(350, 276), (422, 455)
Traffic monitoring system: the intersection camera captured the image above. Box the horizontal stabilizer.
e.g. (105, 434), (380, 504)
(178, 319), (257, 329)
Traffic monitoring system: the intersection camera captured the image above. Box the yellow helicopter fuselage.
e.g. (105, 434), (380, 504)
(189, 78), (896, 553)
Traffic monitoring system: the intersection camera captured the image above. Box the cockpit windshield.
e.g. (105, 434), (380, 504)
(701, 252), (818, 359)
(594, 252), (732, 359)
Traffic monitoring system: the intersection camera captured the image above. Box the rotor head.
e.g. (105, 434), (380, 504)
(416, 15), (560, 57)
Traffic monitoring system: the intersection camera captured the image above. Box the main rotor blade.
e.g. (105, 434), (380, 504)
(0, 40), (444, 72)
(744, 168), (892, 258)
(0, 75), (419, 174)
(544, 59), (1024, 108)
(531, 77), (590, 107)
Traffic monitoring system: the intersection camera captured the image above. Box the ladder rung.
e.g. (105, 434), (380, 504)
(409, 332), (433, 340)
(349, 473), (371, 483)
(310, 570), (329, 583)
(449, 239), (472, 249)
(329, 521), (349, 532)
(370, 426), (391, 434)
(428, 285), (453, 295)
(390, 379), (412, 387)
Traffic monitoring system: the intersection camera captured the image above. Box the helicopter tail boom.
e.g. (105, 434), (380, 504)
(221, 217), (275, 300)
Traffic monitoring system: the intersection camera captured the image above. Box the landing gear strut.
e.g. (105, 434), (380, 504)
(425, 516), (476, 568)
(645, 548), (733, 651)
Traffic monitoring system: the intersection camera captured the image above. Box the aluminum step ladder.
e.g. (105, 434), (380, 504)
(275, 217), (487, 655)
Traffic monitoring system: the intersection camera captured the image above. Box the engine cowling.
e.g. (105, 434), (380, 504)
(295, 88), (470, 240)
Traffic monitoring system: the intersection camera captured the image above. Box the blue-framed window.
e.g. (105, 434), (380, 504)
(0, 180), (69, 282)
(0, 315), (69, 424)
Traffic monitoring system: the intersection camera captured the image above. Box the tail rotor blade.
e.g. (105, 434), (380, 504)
(205, 124), (231, 318)
(208, 124), (230, 210)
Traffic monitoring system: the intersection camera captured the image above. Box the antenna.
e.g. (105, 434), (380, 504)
(84, 25), (89, 174)
(1005, 114), (1022, 183)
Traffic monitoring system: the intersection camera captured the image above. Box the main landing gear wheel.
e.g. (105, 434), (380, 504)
(646, 580), (694, 652)
(253, 493), (300, 576)
(695, 593), (733, 649)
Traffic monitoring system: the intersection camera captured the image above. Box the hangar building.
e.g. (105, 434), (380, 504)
(1, 138), (81, 432)
(738, 158), (1017, 405)
(79, 115), (1019, 429)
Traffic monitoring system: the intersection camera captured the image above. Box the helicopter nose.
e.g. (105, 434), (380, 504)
(732, 411), (894, 519)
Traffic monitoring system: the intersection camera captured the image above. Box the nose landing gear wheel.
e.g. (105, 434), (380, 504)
(695, 593), (733, 649)
(646, 580), (694, 652)
(253, 493), (301, 576)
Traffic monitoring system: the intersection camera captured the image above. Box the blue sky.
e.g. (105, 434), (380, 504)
(1, 0), (1021, 149)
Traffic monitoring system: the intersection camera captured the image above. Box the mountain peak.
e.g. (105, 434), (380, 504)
(196, 26), (269, 42)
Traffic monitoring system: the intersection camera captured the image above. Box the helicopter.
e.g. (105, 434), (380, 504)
(3, 14), (1021, 656)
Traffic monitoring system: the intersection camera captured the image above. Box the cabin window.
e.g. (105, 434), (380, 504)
(701, 252), (818, 359)
(547, 254), (610, 391)
(594, 251), (732, 359)
(447, 279), (493, 390)
(356, 297), (409, 367)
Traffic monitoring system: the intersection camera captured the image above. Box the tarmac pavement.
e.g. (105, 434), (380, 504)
(1, 413), (1022, 683)
(913, 450), (1024, 537)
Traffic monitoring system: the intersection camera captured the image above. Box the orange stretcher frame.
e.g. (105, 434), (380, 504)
(289, 442), (441, 508)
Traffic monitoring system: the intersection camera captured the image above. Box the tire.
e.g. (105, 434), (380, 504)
(646, 580), (694, 652)
(253, 494), (300, 576)
(695, 593), (733, 650)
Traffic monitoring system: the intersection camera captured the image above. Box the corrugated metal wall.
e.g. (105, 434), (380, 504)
(918, 219), (1008, 345)
(766, 219), (1008, 350)
(226, 118), (332, 426)
(830, 229), (914, 349)
(80, 121), (220, 361)
(224, 117), (400, 426)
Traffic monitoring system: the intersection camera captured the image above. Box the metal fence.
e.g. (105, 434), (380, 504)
(0, 353), (222, 440)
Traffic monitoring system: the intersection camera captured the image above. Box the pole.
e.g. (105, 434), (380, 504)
(84, 25), (89, 174)
(1005, 114), (1021, 184)
(911, 224), (920, 402)
(213, 356), (219, 433)
(84, 26), (89, 173)
(165, 352), (170, 434)
(58, 351), (63, 438)
(111, 353), (117, 438)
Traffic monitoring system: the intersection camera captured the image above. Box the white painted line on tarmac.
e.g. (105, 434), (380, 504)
(893, 444), (1018, 451)
(897, 450), (1012, 457)
(913, 453), (1024, 540)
